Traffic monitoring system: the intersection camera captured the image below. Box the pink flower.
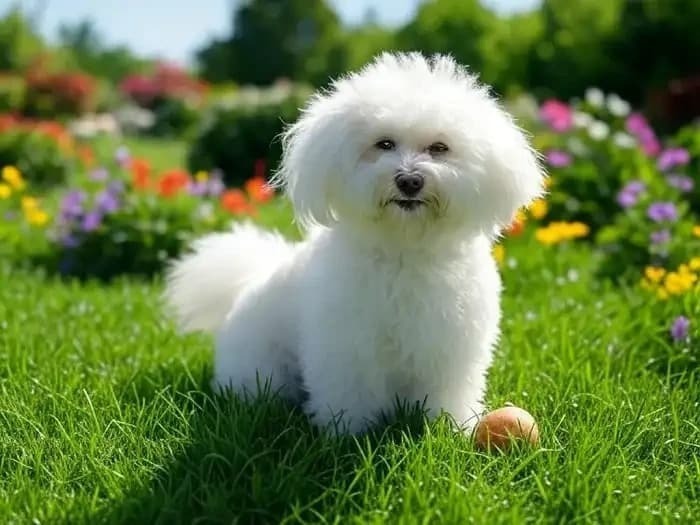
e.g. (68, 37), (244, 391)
(546, 150), (572, 168)
(625, 112), (660, 157)
(540, 99), (573, 132)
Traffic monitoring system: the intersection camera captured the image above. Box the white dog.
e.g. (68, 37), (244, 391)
(166, 53), (544, 434)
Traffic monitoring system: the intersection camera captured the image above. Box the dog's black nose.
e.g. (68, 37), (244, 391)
(395, 172), (424, 197)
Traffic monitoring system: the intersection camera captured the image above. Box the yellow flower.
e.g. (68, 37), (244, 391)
(21, 196), (39, 212)
(2, 166), (25, 190)
(693, 225), (700, 238)
(529, 198), (548, 220)
(689, 257), (700, 271)
(644, 266), (666, 283)
(567, 222), (590, 238)
(492, 244), (505, 265)
(0, 183), (11, 199)
(25, 209), (49, 226)
(535, 221), (590, 245)
(195, 170), (209, 183)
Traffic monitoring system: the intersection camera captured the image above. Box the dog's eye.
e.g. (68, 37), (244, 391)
(374, 139), (396, 151)
(427, 142), (449, 154)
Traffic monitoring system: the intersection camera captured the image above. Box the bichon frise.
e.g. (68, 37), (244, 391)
(165, 53), (544, 434)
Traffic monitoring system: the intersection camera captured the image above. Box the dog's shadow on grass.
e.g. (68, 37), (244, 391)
(98, 363), (430, 524)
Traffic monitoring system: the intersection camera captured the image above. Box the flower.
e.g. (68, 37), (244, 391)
(650, 229), (671, 245)
(573, 111), (593, 128)
(130, 158), (151, 190)
(26, 209), (49, 226)
(540, 99), (573, 132)
(585, 87), (605, 108)
(492, 244), (505, 265)
(89, 168), (109, 181)
(95, 189), (120, 213)
(115, 145), (131, 167)
(644, 266), (666, 283)
(625, 113), (660, 156)
(245, 176), (274, 203)
(60, 191), (86, 219)
(81, 211), (103, 232)
(545, 150), (572, 168)
(207, 171), (225, 197)
(670, 316), (690, 342)
(588, 120), (610, 140)
(693, 225), (700, 238)
(2, 165), (25, 190)
(158, 169), (190, 197)
(221, 188), (254, 215)
(535, 221), (589, 245)
(0, 183), (10, 199)
(616, 180), (645, 208)
(606, 93), (631, 117)
(529, 198), (548, 220)
(194, 170), (209, 183)
(647, 202), (678, 223)
(187, 180), (209, 196)
(666, 174), (694, 193)
(612, 132), (635, 149)
(657, 148), (690, 171)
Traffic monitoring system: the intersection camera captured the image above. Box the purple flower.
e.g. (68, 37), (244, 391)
(617, 191), (638, 208)
(666, 174), (694, 193)
(616, 180), (646, 208)
(108, 180), (125, 195)
(546, 150), (572, 168)
(625, 113), (649, 135)
(647, 202), (678, 222)
(207, 174), (225, 197)
(61, 234), (81, 248)
(670, 316), (690, 342)
(188, 181), (208, 196)
(95, 190), (120, 214)
(81, 211), (103, 232)
(115, 146), (131, 167)
(89, 168), (109, 181)
(4, 211), (17, 220)
(60, 190), (86, 219)
(650, 229), (671, 244)
(624, 181), (646, 194)
(657, 148), (690, 171)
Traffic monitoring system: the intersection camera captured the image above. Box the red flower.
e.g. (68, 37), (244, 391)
(130, 158), (151, 190)
(221, 189), (256, 215)
(157, 169), (191, 197)
(245, 175), (274, 203)
(78, 145), (95, 167)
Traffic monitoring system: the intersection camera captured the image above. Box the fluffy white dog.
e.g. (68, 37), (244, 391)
(166, 53), (544, 434)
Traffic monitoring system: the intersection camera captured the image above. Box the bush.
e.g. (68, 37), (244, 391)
(46, 156), (277, 279)
(0, 117), (76, 187)
(187, 82), (311, 187)
(0, 74), (25, 112)
(23, 66), (97, 117)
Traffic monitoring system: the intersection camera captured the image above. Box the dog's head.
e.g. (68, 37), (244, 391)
(276, 53), (544, 242)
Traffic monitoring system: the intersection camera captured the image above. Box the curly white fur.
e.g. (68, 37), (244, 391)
(166, 53), (544, 434)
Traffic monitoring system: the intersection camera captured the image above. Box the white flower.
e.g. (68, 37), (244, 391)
(588, 120), (610, 140)
(567, 136), (588, 156)
(613, 131), (636, 148)
(585, 87), (605, 108)
(573, 111), (594, 128)
(607, 93), (631, 117)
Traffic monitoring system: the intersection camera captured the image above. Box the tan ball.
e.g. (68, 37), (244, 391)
(474, 406), (539, 452)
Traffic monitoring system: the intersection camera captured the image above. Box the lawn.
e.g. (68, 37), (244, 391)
(1, 230), (698, 524)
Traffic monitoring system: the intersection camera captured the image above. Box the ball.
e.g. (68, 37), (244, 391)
(474, 406), (539, 452)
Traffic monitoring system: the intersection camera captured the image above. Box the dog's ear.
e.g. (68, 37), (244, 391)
(273, 94), (344, 229)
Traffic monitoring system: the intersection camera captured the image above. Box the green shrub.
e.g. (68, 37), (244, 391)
(149, 97), (200, 138)
(187, 83), (311, 187)
(0, 128), (73, 187)
(0, 74), (25, 112)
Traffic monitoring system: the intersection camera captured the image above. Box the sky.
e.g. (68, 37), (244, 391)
(5, 0), (541, 66)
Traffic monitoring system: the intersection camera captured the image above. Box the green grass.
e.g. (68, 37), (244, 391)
(1, 237), (698, 524)
(88, 135), (189, 172)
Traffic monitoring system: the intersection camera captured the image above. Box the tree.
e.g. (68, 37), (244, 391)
(0, 6), (44, 71)
(197, 0), (342, 85)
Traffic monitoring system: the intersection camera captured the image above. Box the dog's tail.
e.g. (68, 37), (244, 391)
(164, 222), (296, 333)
